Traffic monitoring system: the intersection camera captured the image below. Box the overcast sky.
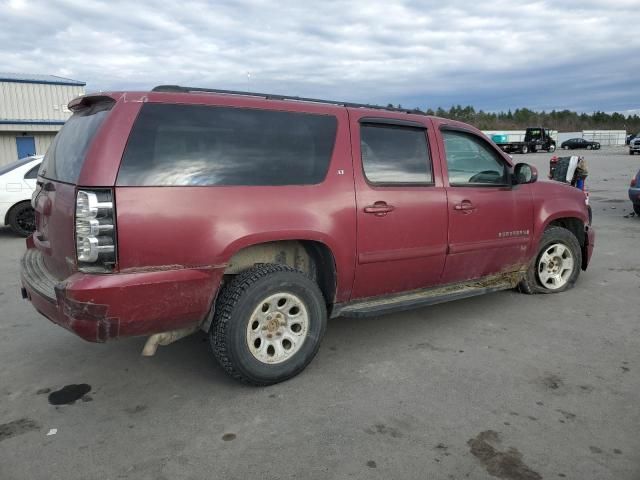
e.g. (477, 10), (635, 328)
(3, 0), (639, 113)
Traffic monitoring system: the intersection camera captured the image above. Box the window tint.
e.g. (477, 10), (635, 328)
(118, 104), (337, 186)
(24, 164), (41, 179)
(360, 124), (432, 184)
(443, 131), (508, 185)
(40, 101), (112, 184)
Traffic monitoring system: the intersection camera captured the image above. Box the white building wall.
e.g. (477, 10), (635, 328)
(0, 82), (84, 121)
(0, 134), (16, 163)
(34, 133), (56, 156)
(0, 78), (84, 166)
(582, 130), (627, 145)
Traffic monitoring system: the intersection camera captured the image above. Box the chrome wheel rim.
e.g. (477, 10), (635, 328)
(537, 243), (574, 290)
(246, 292), (309, 364)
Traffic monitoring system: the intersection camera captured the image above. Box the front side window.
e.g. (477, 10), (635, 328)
(443, 130), (508, 186)
(117, 104), (337, 186)
(360, 124), (432, 184)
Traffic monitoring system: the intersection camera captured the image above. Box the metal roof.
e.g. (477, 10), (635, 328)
(0, 72), (85, 86)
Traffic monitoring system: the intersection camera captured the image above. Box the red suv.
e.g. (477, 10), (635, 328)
(21, 86), (594, 385)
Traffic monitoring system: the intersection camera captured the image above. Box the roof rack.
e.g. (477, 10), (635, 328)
(151, 85), (426, 116)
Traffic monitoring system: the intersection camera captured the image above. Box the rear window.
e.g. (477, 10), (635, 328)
(117, 104), (338, 186)
(40, 101), (113, 184)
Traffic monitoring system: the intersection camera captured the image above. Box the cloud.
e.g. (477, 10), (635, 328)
(1, 0), (639, 112)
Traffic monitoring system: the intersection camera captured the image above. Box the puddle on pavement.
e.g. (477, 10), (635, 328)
(48, 384), (92, 405)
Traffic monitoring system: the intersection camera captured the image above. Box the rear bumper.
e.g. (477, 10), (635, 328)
(582, 226), (595, 270)
(21, 248), (224, 342)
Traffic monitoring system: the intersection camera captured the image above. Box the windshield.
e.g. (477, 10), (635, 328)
(40, 100), (113, 183)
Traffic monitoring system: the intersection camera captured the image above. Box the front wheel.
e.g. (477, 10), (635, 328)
(210, 264), (327, 385)
(519, 227), (582, 294)
(521, 145), (529, 154)
(548, 144), (556, 152)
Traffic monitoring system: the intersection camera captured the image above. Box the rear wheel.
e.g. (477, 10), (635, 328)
(634, 204), (640, 216)
(210, 264), (327, 385)
(587, 145), (592, 150)
(519, 227), (582, 294)
(7, 201), (35, 237)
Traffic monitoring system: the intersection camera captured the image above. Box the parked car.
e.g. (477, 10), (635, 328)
(630, 169), (640, 215)
(560, 138), (601, 150)
(0, 155), (43, 236)
(21, 87), (594, 385)
(626, 133), (638, 145)
(629, 136), (640, 155)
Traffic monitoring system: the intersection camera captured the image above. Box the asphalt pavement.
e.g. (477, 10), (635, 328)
(0, 146), (638, 479)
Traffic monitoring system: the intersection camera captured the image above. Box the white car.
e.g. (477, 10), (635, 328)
(0, 155), (43, 236)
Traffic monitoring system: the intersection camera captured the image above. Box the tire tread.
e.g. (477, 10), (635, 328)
(211, 263), (322, 385)
(519, 226), (582, 295)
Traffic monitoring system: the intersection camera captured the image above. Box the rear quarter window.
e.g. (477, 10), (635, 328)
(117, 104), (338, 186)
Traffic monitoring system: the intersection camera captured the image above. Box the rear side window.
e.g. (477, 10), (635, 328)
(117, 104), (338, 186)
(40, 101), (113, 184)
(24, 164), (41, 179)
(360, 124), (432, 184)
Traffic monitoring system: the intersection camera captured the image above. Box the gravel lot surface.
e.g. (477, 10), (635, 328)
(0, 146), (638, 479)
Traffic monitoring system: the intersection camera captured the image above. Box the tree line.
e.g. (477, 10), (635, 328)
(387, 104), (640, 133)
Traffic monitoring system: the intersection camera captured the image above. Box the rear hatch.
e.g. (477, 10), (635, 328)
(32, 97), (115, 280)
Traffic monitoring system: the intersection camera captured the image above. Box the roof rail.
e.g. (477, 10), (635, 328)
(151, 85), (426, 116)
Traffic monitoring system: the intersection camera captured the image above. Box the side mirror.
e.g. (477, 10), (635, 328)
(513, 163), (538, 184)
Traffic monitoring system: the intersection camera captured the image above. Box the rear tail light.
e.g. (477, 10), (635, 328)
(76, 189), (116, 271)
(632, 177), (637, 187)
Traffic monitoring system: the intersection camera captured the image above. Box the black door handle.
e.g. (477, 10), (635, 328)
(364, 201), (395, 216)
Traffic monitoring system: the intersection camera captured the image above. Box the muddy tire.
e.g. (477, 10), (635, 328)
(210, 263), (327, 386)
(7, 201), (36, 237)
(519, 227), (582, 294)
